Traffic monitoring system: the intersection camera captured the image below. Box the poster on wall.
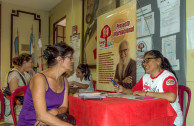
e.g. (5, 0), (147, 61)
(82, 0), (116, 66)
(97, 0), (137, 91)
(136, 36), (152, 82)
(70, 34), (81, 73)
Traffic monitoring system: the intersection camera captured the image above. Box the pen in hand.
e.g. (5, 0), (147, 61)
(110, 78), (119, 88)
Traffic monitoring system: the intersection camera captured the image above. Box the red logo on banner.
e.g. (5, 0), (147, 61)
(137, 41), (147, 58)
(138, 43), (144, 52)
(100, 25), (111, 47)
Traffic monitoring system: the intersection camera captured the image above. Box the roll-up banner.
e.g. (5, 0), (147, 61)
(97, 0), (137, 91)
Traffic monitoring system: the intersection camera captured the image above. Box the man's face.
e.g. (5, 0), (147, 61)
(86, 0), (96, 24)
(119, 43), (129, 61)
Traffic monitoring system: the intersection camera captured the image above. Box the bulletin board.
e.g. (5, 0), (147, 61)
(136, 0), (186, 86)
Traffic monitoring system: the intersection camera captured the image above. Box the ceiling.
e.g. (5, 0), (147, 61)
(1, 0), (62, 11)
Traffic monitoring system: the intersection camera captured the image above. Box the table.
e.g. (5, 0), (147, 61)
(69, 96), (177, 126)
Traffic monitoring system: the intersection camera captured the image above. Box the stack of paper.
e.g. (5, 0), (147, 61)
(76, 92), (106, 100)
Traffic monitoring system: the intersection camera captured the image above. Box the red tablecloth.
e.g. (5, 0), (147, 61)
(69, 96), (176, 126)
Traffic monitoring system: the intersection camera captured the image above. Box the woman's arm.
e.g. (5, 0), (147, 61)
(9, 77), (19, 93)
(133, 91), (176, 103)
(31, 74), (72, 126)
(8, 71), (21, 92)
(69, 81), (89, 89)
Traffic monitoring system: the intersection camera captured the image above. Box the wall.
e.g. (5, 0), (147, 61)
(49, 0), (82, 45)
(48, 0), (98, 79)
(186, 0), (194, 125)
(1, 2), (49, 88)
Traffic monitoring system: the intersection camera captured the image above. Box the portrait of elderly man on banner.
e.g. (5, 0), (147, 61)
(114, 40), (136, 89)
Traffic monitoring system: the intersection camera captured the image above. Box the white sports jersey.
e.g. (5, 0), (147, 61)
(133, 70), (183, 126)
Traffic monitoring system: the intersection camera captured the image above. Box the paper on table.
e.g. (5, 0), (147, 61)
(135, 96), (156, 100)
(75, 92), (106, 100)
(107, 93), (156, 100)
(107, 93), (139, 99)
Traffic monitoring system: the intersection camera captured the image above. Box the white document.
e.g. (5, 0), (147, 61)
(136, 36), (152, 82)
(187, 16), (194, 50)
(162, 35), (176, 61)
(171, 59), (180, 71)
(137, 4), (152, 17)
(137, 16), (143, 38)
(162, 35), (179, 70)
(137, 12), (155, 38)
(158, 0), (180, 9)
(70, 34), (80, 72)
(160, 0), (180, 37)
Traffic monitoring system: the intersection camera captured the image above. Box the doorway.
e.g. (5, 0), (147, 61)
(53, 16), (66, 44)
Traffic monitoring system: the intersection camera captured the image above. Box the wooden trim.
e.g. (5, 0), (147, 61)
(81, 0), (84, 65)
(49, 17), (50, 44)
(81, 0), (96, 69)
(0, 4), (1, 87)
(53, 16), (66, 44)
(10, 10), (41, 68)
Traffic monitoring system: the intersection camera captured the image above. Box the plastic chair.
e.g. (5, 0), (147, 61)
(93, 80), (96, 91)
(0, 89), (5, 120)
(178, 85), (191, 126)
(10, 85), (28, 126)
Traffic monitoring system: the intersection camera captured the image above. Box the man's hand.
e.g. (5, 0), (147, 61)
(122, 76), (132, 84)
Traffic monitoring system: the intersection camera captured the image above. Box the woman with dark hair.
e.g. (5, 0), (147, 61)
(68, 64), (94, 92)
(114, 50), (183, 126)
(18, 42), (75, 126)
(4, 53), (35, 123)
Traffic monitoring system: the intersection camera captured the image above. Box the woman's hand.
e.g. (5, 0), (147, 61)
(133, 91), (146, 96)
(34, 121), (46, 126)
(68, 81), (75, 86)
(48, 108), (59, 116)
(26, 67), (36, 75)
(114, 84), (123, 93)
(114, 79), (119, 83)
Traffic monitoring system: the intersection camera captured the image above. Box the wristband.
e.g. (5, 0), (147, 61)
(145, 91), (149, 96)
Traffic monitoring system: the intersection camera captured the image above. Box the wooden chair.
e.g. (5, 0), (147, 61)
(0, 89), (5, 120)
(10, 85), (28, 126)
(178, 85), (191, 126)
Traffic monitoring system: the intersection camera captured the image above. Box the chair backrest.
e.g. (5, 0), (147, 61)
(10, 85), (28, 126)
(0, 89), (5, 120)
(93, 80), (96, 91)
(178, 85), (191, 126)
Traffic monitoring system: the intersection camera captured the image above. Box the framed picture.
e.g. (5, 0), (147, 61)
(10, 10), (41, 68)
(82, 0), (117, 68)
(72, 25), (77, 35)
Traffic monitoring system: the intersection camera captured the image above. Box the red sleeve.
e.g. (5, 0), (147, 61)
(132, 77), (143, 92)
(163, 76), (177, 95)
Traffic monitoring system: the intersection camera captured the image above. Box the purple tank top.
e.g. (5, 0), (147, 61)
(17, 73), (65, 126)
